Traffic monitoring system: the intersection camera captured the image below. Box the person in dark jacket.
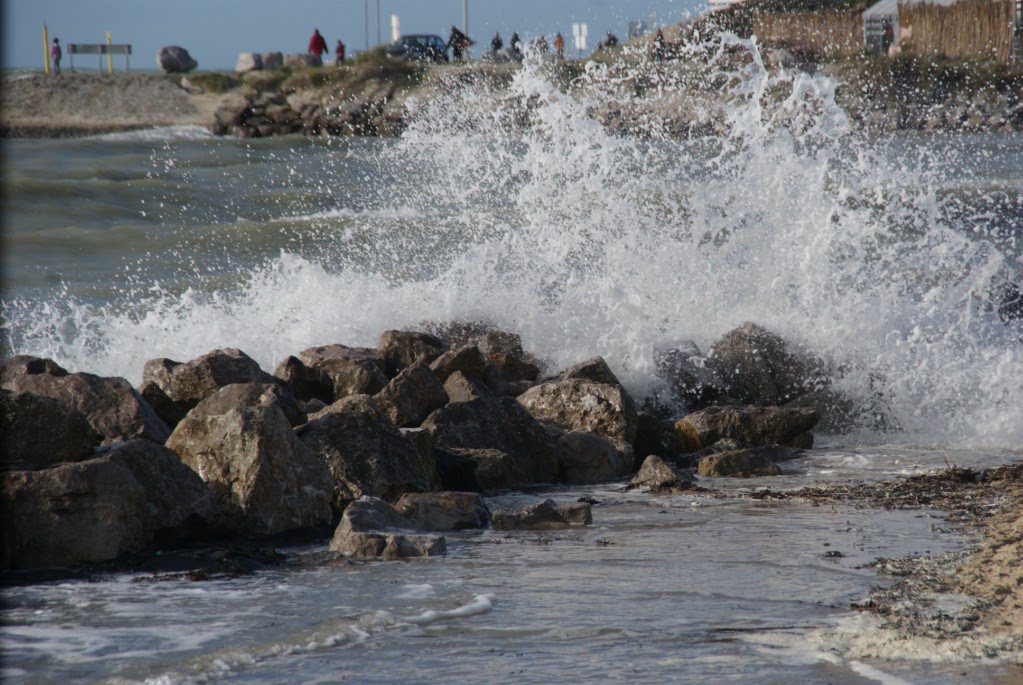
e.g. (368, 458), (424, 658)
(491, 32), (503, 53)
(308, 29), (328, 58)
(447, 25), (474, 60)
(335, 39), (346, 65)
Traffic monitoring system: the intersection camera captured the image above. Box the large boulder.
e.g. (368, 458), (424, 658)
(0, 355), (68, 383)
(632, 411), (683, 467)
(235, 52), (263, 73)
(557, 356), (621, 387)
(2, 440), (217, 570)
(394, 491), (491, 531)
(1, 389), (99, 471)
(695, 447), (785, 478)
(284, 53), (321, 68)
(654, 341), (727, 410)
(707, 323), (828, 406)
(166, 403), (333, 536)
(434, 447), (530, 493)
(329, 497), (446, 560)
(516, 378), (638, 461)
(674, 405), (818, 452)
(261, 51), (284, 70)
(296, 395), (438, 511)
(157, 46), (198, 73)
(191, 382), (305, 427)
(373, 362), (448, 428)
(491, 498), (592, 530)
(443, 370), (492, 403)
(2, 358), (169, 444)
(422, 397), (559, 485)
(629, 455), (698, 493)
(556, 430), (632, 483)
(426, 321), (524, 356)
(378, 330), (448, 376)
(144, 348), (276, 418)
(275, 344), (389, 404)
(429, 345), (486, 382)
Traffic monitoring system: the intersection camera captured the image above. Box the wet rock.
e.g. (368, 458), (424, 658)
(394, 491), (491, 530)
(429, 345), (487, 382)
(378, 330), (447, 376)
(556, 430), (632, 483)
(424, 321), (524, 356)
(190, 382), (306, 427)
(654, 341), (727, 411)
(629, 455), (697, 493)
(434, 447), (530, 493)
(373, 362), (448, 428)
(1, 389), (99, 471)
(166, 403), (333, 536)
(157, 46), (197, 73)
(0, 355), (68, 383)
(145, 348), (276, 417)
(296, 395), (439, 511)
(487, 352), (539, 383)
(695, 447), (785, 478)
(261, 51), (283, 70)
(286, 344), (389, 403)
(517, 378), (638, 460)
(674, 405), (818, 452)
(557, 356), (621, 387)
(2, 362), (170, 445)
(707, 322), (827, 405)
(2, 440), (217, 570)
(633, 411), (683, 468)
(329, 497), (446, 560)
(422, 397), (559, 485)
(491, 498), (592, 530)
(443, 370), (493, 403)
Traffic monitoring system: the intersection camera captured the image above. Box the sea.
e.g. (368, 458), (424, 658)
(2, 44), (1022, 684)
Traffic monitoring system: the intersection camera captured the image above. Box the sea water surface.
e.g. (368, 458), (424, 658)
(2, 47), (1023, 683)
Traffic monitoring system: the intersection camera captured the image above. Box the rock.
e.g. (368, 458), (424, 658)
(429, 345), (486, 382)
(261, 51), (284, 70)
(146, 348), (276, 416)
(2, 362), (169, 445)
(632, 411), (682, 467)
(491, 498), (592, 530)
(284, 53), (320, 68)
(434, 447), (530, 493)
(378, 330), (448, 376)
(166, 403), (333, 536)
(556, 431), (632, 483)
(629, 455), (697, 493)
(186, 381), (306, 428)
(707, 322), (827, 406)
(558, 356), (621, 387)
(2, 440), (217, 570)
(329, 497), (446, 560)
(0, 355), (68, 383)
(674, 405), (818, 452)
(373, 362), (448, 428)
(517, 378), (638, 458)
(235, 52), (263, 72)
(487, 352), (539, 382)
(654, 341), (726, 410)
(394, 491), (491, 530)
(283, 344), (389, 402)
(296, 395), (438, 511)
(695, 447), (785, 478)
(138, 380), (188, 430)
(1, 389), (99, 471)
(422, 397), (559, 485)
(426, 321), (524, 356)
(272, 355), (331, 405)
(443, 370), (493, 403)
(157, 46), (198, 73)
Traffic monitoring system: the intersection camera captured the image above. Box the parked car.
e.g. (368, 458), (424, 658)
(386, 34), (449, 62)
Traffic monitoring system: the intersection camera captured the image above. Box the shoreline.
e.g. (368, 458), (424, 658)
(3, 52), (1021, 140)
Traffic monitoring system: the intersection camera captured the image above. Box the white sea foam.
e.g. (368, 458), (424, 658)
(401, 594), (495, 625)
(93, 125), (214, 142)
(4, 39), (1021, 449)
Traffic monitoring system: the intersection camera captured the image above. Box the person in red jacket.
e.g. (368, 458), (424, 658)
(308, 29), (328, 62)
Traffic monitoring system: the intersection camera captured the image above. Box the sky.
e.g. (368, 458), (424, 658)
(3, 0), (706, 71)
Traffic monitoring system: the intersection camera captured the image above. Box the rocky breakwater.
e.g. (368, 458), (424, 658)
(2, 319), (857, 572)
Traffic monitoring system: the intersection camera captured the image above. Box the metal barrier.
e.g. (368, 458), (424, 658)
(68, 43), (132, 71)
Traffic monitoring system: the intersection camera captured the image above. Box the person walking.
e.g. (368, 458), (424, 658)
(335, 39), (346, 66)
(50, 38), (62, 75)
(447, 25), (474, 61)
(553, 32), (564, 59)
(491, 32), (503, 53)
(308, 28), (328, 64)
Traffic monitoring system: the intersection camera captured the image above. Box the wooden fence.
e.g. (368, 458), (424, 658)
(899, 0), (1014, 63)
(753, 10), (865, 55)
